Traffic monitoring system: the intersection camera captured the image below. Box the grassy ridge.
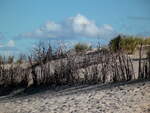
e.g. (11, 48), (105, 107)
(109, 35), (150, 54)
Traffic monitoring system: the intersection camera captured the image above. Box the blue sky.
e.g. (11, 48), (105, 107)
(0, 0), (150, 56)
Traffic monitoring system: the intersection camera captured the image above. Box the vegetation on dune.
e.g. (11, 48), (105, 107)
(109, 35), (150, 54)
(74, 43), (92, 52)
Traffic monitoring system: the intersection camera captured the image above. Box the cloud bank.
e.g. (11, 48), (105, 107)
(19, 14), (115, 39)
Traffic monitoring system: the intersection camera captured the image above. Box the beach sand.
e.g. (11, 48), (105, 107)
(0, 80), (149, 113)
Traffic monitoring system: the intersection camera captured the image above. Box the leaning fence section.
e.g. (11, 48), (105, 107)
(0, 50), (149, 87)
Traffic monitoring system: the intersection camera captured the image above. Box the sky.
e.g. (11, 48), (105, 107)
(0, 0), (150, 56)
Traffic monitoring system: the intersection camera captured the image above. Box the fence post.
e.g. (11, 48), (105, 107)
(138, 43), (142, 79)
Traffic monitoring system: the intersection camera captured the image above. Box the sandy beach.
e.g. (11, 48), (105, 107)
(0, 80), (149, 113)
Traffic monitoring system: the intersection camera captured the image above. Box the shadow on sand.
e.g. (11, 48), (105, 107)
(0, 79), (149, 101)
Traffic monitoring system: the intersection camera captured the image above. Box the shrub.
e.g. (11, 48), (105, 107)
(74, 43), (92, 52)
(109, 35), (122, 52)
(109, 35), (150, 54)
(31, 41), (53, 64)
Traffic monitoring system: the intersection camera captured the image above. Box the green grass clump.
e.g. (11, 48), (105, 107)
(74, 43), (92, 52)
(109, 35), (150, 54)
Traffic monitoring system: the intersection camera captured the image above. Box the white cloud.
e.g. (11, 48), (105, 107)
(0, 40), (17, 52)
(103, 24), (113, 31)
(0, 33), (17, 52)
(7, 40), (15, 47)
(19, 14), (115, 39)
(41, 21), (62, 32)
(69, 14), (100, 37)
